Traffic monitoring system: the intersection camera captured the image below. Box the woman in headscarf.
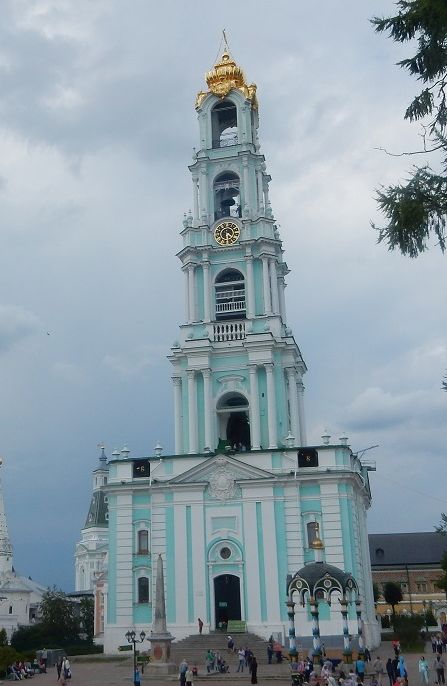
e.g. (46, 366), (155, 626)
(250, 655), (258, 684)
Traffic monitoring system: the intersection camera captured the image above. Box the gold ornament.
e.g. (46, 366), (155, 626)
(196, 49), (258, 110)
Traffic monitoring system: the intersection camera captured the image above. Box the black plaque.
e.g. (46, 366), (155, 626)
(132, 459), (150, 478)
(297, 448), (318, 468)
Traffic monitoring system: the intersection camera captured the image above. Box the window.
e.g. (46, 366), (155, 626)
(213, 172), (241, 220)
(8, 606), (12, 615)
(307, 521), (319, 547)
(215, 269), (245, 321)
(138, 530), (149, 555)
(138, 577), (149, 604)
(211, 100), (238, 149)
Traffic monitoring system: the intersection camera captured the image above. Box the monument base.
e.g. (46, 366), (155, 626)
(146, 662), (178, 676)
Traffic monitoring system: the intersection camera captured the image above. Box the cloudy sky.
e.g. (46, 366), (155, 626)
(0, 1), (445, 591)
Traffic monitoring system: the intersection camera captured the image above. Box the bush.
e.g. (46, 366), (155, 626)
(0, 646), (22, 677)
(393, 615), (424, 649)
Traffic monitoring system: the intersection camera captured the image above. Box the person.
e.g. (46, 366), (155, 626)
(418, 656), (429, 684)
(237, 648), (245, 672)
(434, 654), (446, 684)
(185, 666), (194, 686)
(134, 666), (141, 686)
(398, 656), (407, 680)
(433, 637), (438, 654)
(62, 656), (71, 681)
(386, 658), (394, 686)
(205, 650), (213, 674)
(56, 656), (63, 680)
(227, 636), (234, 652)
(438, 639), (445, 656)
(179, 658), (188, 686)
(373, 656), (384, 686)
(356, 656), (366, 682)
(365, 647), (371, 663)
(41, 648), (48, 671)
(267, 642), (273, 664)
(198, 618), (203, 634)
(251, 656), (258, 684)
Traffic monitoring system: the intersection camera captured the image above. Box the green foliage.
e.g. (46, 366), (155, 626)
(79, 596), (94, 643)
(434, 551), (447, 597)
(383, 581), (403, 616)
(40, 587), (78, 644)
(11, 624), (54, 652)
(393, 613), (424, 648)
(0, 629), (8, 647)
(0, 646), (21, 676)
(371, 0), (447, 256)
(373, 582), (380, 604)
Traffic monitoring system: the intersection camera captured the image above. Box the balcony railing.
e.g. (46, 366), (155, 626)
(215, 300), (246, 314)
(213, 321), (246, 342)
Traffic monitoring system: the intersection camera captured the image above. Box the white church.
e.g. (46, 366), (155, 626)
(75, 48), (380, 655)
(0, 461), (46, 640)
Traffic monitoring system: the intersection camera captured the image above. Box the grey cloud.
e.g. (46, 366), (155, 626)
(0, 305), (40, 353)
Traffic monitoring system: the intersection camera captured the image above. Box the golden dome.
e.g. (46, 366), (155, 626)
(196, 49), (257, 110)
(311, 536), (325, 550)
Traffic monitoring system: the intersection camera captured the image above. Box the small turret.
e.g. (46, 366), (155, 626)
(0, 459), (13, 576)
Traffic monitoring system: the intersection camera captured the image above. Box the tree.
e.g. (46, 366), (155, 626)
(383, 581), (403, 619)
(79, 597), (94, 643)
(371, 0), (447, 257)
(435, 551), (447, 598)
(0, 629), (7, 647)
(39, 587), (79, 645)
(373, 582), (380, 605)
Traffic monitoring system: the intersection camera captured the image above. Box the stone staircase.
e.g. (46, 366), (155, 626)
(169, 631), (291, 679)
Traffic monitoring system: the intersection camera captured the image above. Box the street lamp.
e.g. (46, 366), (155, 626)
(125, 629), (146, 686)
(423, 600), (428, 635)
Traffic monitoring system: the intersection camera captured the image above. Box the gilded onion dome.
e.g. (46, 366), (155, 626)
(196, 49), (258, 110)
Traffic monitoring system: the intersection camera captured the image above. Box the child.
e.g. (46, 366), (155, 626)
(186, 667), (194, 686)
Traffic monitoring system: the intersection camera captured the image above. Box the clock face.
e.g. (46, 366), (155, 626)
(214, 221), (240, 246)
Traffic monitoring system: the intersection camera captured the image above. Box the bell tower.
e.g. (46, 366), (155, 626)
(169, 47), (307, 455)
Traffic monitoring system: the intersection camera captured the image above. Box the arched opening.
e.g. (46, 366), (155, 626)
(214, 172), (241, 221)
(137, 576), (149, 603)
(217, 392), (251, 451)
(215, 269), (245, 321)
(211, 100), (238, 148)
(214, 574), (241, 629)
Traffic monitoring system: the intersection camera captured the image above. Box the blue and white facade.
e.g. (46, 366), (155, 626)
(94, 50), (380, 654)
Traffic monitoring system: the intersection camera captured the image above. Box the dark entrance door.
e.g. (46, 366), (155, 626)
(214, 574), (241, 628)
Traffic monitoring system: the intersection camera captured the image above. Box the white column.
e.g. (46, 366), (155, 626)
(261, 256), (272, 315)
(269, 258), (280, 314)
(256, 169), (264, 213)
(297, 378), (307, 446)
(265, 363), (278, 448)
(183, 268), (190, 322)
(203, 368), (213, 451)
(192, 176), (199, 225)
(248, 365), (261, 450)
(200, 167), (208, 222)
(173, 376), (183, 454)
(242, 156), (250, 216)
(203, 261), (211, 322)
(188, 264), (196, 322)
(245, 254), (255, 319)
(279, 276), (287, 323)
(187, 370), (197, 454)
(286, 368), (299, 445)
(264, 179), (270, 209)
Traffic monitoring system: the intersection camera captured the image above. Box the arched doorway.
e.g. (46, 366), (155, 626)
(217, 392), (251, 451)
(214, 574), (241, 628)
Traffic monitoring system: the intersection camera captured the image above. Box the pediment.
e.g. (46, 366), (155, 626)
(169, 453), (275, 486)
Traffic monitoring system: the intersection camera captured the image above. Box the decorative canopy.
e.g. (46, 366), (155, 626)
(288, 561), (359, 605)
(196, 49), (258, 110)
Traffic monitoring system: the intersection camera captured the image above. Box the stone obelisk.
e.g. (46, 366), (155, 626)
(147, 554), (177, 674)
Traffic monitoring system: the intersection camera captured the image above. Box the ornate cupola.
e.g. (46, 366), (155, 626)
(169, 44), (307, 456)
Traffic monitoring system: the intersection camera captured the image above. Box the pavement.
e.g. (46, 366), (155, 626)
(0, 642), (443, 686)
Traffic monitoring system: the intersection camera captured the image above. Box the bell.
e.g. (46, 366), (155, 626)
(220, 189), (236, 207)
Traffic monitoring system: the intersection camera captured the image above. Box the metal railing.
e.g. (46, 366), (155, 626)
(213, 321), (246, 342)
